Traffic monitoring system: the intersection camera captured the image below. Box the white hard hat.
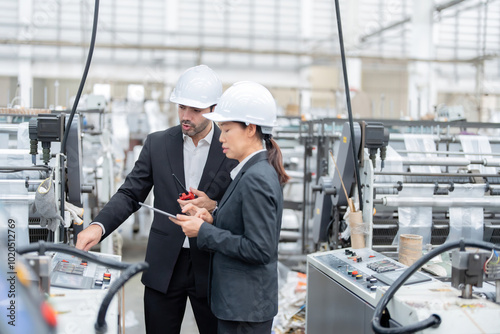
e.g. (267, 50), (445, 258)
(204, 81), (277, 134)
(170, 65), (222, 109)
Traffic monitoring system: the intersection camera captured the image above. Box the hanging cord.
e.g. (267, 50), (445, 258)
(61, 0), (100, 155)
(333, 0), (363, 211)
(95, 262), (149, 334)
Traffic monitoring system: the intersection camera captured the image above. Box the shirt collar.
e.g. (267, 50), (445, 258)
(230, 149), (266, 180)
(183, 121), (214, 145)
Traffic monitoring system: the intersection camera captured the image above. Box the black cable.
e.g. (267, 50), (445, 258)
(17, 241), (132, 270)
(94, 262), (149, 334)
(333, 0), (363, 211)
(372, 239), (500, 334)
(61, 0), (99, 155)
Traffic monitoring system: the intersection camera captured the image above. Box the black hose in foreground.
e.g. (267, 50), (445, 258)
(94, 261), (149, 334)
(18, 241), (149, 334)
(17, 240), (132, 270)
(372, 239), (500, 334)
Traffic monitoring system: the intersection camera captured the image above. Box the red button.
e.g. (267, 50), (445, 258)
(41, 302), (57, 327)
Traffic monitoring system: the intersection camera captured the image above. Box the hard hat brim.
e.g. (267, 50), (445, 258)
(204, 112), (274, 134)
(203, 112), (232, 123)
(170, 96), (217, 109)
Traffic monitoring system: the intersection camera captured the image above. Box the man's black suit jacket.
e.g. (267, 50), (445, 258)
(93, 124), (236, 296)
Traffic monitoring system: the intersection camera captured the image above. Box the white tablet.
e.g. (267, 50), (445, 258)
(138, 202), (177, 219)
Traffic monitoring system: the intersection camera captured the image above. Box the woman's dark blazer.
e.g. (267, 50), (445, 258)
(197, 151), (283, 322)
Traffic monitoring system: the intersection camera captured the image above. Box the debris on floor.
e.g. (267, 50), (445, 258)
(273, 263), (306, 334)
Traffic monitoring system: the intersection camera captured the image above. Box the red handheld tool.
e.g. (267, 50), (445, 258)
(172, 174), (197, 200)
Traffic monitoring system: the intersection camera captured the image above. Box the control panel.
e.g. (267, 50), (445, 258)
(308, 247), (431, 305)
(50, 251), (121, 290)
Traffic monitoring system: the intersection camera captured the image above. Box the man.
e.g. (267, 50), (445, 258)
(76, 65), (236, 334)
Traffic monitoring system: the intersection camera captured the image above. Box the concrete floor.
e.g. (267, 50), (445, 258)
(121, 234), (199, 334)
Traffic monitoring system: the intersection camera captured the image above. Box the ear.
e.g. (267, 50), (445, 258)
(246, 123), (257, 137)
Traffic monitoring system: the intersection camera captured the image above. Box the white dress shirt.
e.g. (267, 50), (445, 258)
(91, 123), (215, 242)
(181, 123), (214, 247)
(230, 149), (266, 180)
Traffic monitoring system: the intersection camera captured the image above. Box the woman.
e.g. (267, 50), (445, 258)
(171, 81), (289, 334)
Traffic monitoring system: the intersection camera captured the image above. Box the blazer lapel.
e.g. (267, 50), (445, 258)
(198, 125), (229, 193)
(217, 151), (267, 209)
(167, 125), (186, 191)
(216, 172), (240, 210)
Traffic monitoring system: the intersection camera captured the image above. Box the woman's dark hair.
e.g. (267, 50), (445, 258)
(236, 122), (290, 184)
(257, 126), (290, 185)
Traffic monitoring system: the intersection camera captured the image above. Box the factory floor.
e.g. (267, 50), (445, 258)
(121, 234), (199, 334)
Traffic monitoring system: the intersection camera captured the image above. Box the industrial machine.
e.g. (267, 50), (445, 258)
(301, 118), (500, 255)
(15, 242), (148, 334)
(0, 109), (93, 246)
(0, 2), (148, 333)
(307, 242), (500, 333)
(302, 117), (500, 333)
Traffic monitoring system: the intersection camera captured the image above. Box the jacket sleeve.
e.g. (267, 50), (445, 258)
(197, 172), (280, 265)
(95, 135), (155, 239)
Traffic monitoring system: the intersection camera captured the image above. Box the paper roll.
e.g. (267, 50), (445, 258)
(349, 211), (365, 249)
(398, 234), (423, 266)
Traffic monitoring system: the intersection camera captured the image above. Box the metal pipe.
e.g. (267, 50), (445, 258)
(484, 158), (500, 167)
(1, 38), (490, 65)
(396, 150), (500, 157)
(0, 124), (21, 133)
(373, 183), (488, 190)
(0, 166), (52, 172)
(401, 157), (474, 166)
(0, 194), (35, 201)
(377, 196), (500, 208)
(389, 133), (440, 141)
(0, 179), (47, 185)
(375, 171), (499, 178)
